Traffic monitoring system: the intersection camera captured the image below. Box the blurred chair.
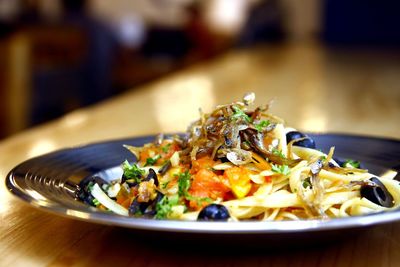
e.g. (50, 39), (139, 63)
(29, 24), (88, 125)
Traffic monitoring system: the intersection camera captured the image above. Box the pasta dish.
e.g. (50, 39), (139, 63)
(78, 93), (400, 221)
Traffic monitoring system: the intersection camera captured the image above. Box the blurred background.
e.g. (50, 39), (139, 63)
(0, 0), (399, 140)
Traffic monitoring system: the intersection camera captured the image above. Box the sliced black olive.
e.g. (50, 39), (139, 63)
(360, 177), (394, 208)
(158, 161), (171, 175)
(77, 176), (109, 206)
(144, 168), (159, 186)
(143, 192), (164, 217)
(286, 131), (316, 149)
(129, 191), (164, 217)
(197, 204), (230, 221)
(125, 179), (139, 188)
(128, 198), (149, 216)
(328, 162), (336, 168)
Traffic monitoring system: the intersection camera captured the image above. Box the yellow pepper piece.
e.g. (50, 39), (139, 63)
(224, 167), (252, 199)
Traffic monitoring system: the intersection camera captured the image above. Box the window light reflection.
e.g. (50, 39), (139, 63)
(61, 111), (88, 128)
(27, 139), (57, 158)
(26, 189), (47, 201)
(66, 209), (91, 220)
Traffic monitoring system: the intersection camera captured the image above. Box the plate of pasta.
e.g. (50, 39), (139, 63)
(6, 93), (400, 236)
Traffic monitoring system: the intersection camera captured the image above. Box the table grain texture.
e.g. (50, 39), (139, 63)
(1, 42), (400, 267)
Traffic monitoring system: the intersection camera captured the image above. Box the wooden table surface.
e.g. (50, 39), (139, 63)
(1, 42), (400, 267)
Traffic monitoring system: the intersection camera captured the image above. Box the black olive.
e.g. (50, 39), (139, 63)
(125, 179), (138, 188)
(158, 161), (171, 175)
(328, 162), (336, 168)
(197, 204), (230, 221)
(129, 191), (164, 217)
(77, 176), (109, 206)
(128, 198), (149, 216)
(360, 177), (394, 208)
(122, 172), (142, 184)
(286, 131), (316, 149)
(144, 168), (159, 186)
(144, 192), (164, 217)
(219, 156), (230, 163)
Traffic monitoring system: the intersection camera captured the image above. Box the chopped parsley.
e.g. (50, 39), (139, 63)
(232, 105), (252, 123)
(272, 148), (285, 158)
(185, 195), (212, 206)
(254, 120), (270, 132)
(161, 181), (170, 189)
(176, 171), (212, 205)
(344, 159), (360, 168)
(155, 195), (179, 219)
(271, 164), (291, 176)
(87, 181), (95, 192)
(177, 171), (191, 197)
(302, 177), (312, 189)
(122, 160), (144, 182)
(161, 143), (171, 153)
(145, 155), (161, 166)
(92, 198), (100, 206)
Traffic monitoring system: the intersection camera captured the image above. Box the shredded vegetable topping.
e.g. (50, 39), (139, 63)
(78, 93), (400, 221)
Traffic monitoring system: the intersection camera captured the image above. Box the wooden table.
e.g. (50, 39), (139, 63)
(1, 42), (399, 266)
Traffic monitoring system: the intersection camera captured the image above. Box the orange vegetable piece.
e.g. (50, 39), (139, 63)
(189, 169), (230, 209)
(191, 156), (218, 173)
(224, 166), (252, 199)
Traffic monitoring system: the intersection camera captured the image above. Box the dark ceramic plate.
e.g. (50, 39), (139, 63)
(5, 134), (400, 240)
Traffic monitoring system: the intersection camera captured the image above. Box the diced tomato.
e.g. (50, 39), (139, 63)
(189, 169), (230, 209)
(224, 166), (252, 199)
(160, 141), (180, 159)
(265, 176), (272, 183)
(137, 141), (182, 166)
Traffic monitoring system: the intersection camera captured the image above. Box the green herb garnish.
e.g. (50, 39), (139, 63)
(122, 160), (144, 183)
(145, 155), (161, 166)
(343, 159), (360, 168)
(185, 195), (212, 206)
(254, 120), (270, 132)
(92, 198), (100, 206)
(302, 177), (312, 189)
(232, 105), (252, 123)
(161, 181), (170, 189)
(271, 164), (290, 175)
(155, 195), (179, 219)
(177, 171), (191, 197)
(176, 171), (212, 205)
(87, 181), (95, 192)
(272, 148), (285, 158)
(161, 143), (171, 153)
